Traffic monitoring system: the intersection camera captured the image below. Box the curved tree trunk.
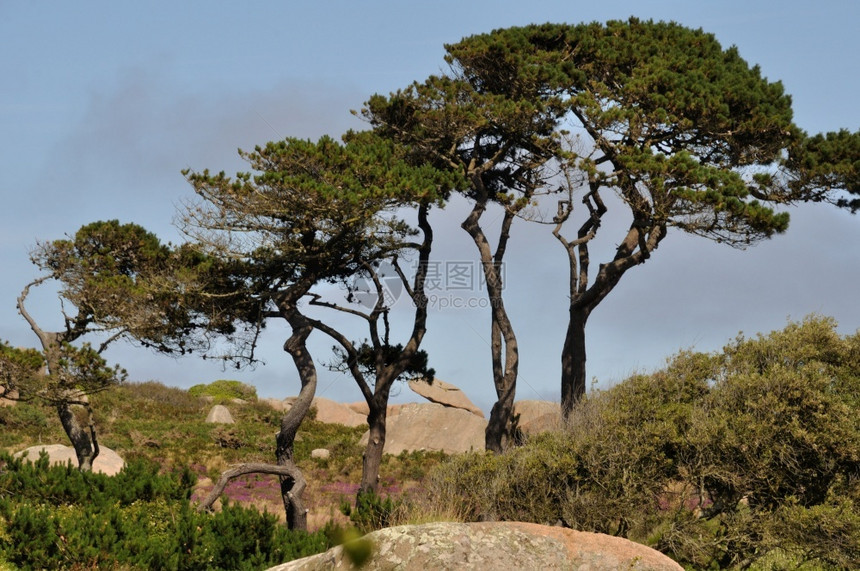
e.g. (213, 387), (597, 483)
(18, 284), (101, 472)
(276, 306), (318, 531)
(56, 401), (99, 472)
(462, 194), (519, 453)
(197, 463), (306, 513)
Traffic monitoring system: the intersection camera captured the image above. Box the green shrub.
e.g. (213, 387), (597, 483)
(0, 497), (331, 570)
(0, 454), (331, 570)
(0, 452), (193, 508)
(188, 380), (257, 402)
(0, 402), (48, 430)
(424, 316), (860, 569)
(340, 490), (403, 533)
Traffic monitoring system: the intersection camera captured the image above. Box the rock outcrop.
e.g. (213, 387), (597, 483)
(0, 388), (18, 407)
(513, 400), (562, 435)
(408, 378), (484, 418)
(14, 444), (126, 476)
(310, 397), (367, 427)
(346, 400), (370, 415)
(359, 403), (485, 454)
(205, 404), (235, 424)
(259, 397), (289, 412)
(267, 521), (683, 570)
(265, 393), (567, 451)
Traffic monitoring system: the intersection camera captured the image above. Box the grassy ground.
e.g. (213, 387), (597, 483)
(0, 381), (448, 530)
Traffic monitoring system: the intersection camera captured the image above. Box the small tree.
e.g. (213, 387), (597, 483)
(183, 131), (456, 529)
(310, 203), (437, 496)
(12, 220), (192, 470)
(363, 32), (569, 451)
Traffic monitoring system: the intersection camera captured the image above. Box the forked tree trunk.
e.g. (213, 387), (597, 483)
(484, 321), (517, 452)
(559, 220), (667, 420)
(276, 306), (318, 531)
(462, 188), (520, 454)
(355, 204), (434, 495)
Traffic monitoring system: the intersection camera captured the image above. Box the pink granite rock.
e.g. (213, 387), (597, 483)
(267, 521), (683, 570)
(408, 378), (484, 417)
(14, 444), (126, 476)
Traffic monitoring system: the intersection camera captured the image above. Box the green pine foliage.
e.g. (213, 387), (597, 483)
(0, 452), (333, 570)
(0, 380), (380, 569)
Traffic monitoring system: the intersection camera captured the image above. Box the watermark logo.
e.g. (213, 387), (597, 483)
(350, 260), (505, 310)
(350, 261), (403, 309)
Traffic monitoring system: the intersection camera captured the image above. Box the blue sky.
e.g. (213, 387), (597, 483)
(2, 1), (858, 413)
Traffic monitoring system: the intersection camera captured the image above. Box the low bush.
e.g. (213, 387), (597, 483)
(189, 380), (257, 402)
(0, 402), (48, 431)
(424, 317), (860, 569)
(340, 490), (404, 533)
(0, 453), (333, 570)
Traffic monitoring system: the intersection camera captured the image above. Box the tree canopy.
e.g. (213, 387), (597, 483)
(365, 18), (859, 417)
(179, 131), (460, 360)
(27, 220), (216, 353)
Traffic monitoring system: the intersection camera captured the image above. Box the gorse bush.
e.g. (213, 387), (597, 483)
(0, 453), (333, 570)
(425, 317), (860, 569)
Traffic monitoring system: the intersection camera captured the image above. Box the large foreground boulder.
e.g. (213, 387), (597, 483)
(14, 444), (126, 476)
(359, 403), (485, 454)
(408, 378), (484, 417)
(268, 521), (683, 570)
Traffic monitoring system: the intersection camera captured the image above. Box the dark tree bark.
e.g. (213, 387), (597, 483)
(17, 283), (103, 472)
(359, 206), (433, 495)
(462, 177), (520, 453)
(194, 307), (314, 531)
(560, 305), (590, 415)
(275, 304), (318, 531)
(359, 390), (390, 494)
(56, 400), (99, 472)
(555, 189), (667, 418)
(310, 204), (435, 496)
